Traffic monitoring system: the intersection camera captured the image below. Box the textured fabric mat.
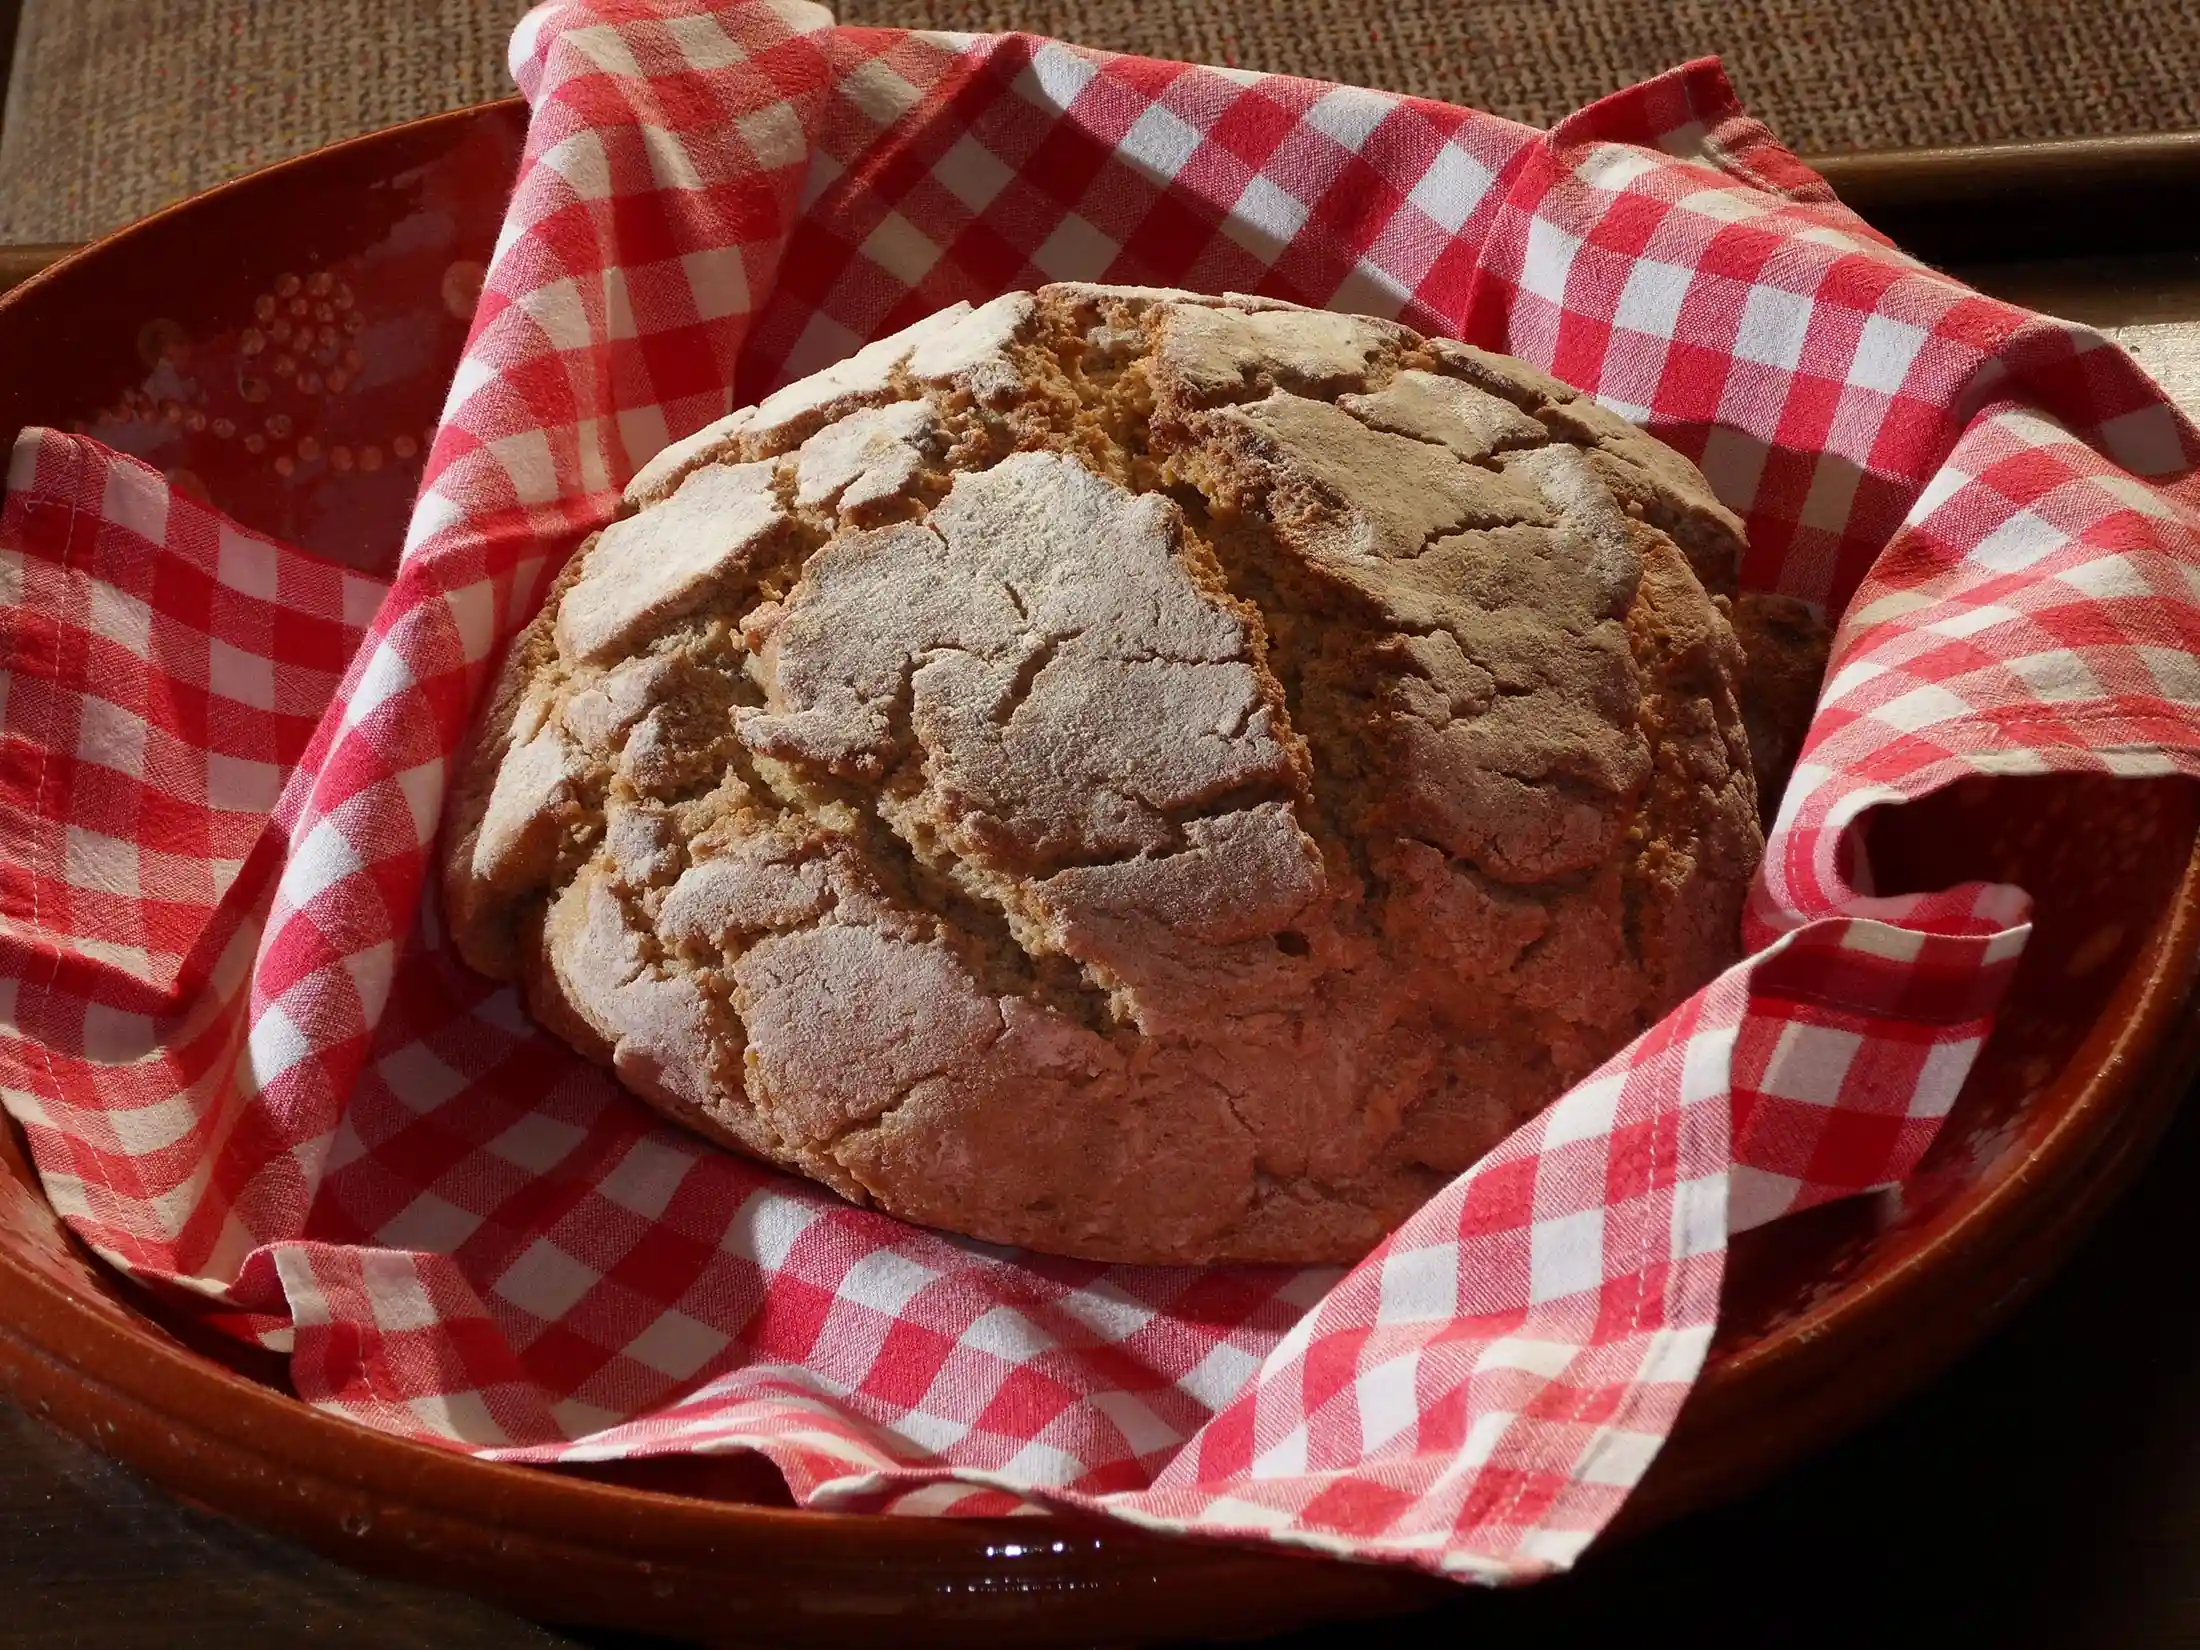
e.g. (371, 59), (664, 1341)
(4, 0), (2200, 242)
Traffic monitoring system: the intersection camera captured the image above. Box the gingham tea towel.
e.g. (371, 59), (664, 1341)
(5, 0), (2200, 1582)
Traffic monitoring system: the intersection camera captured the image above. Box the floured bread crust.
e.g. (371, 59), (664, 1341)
(442, 285), (1786, 1265)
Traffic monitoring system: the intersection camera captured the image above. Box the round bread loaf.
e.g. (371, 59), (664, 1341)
(442, 284), (1765, 1265)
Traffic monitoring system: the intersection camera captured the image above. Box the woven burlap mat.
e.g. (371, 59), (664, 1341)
(4, 0), (2199, 242)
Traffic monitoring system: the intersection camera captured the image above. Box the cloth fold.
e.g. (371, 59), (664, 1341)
(5, 0), (2200, 1582)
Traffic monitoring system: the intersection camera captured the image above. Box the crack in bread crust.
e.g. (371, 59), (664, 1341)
(440, 284), (1799, 1266)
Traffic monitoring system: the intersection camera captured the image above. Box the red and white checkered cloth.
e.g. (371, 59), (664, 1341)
(6, 0), (2200, 1582)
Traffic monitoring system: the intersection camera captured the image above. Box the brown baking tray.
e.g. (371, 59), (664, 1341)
(1, 106), (2197, 1646)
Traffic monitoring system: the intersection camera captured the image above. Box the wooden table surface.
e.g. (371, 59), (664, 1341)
(4, 252), (2199, 1650)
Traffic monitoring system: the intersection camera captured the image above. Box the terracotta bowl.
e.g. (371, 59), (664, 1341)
(2, 102), (2196, 1647)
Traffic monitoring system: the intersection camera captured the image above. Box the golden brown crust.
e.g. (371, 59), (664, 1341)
(1730, 591), (1835, 823)
(440, 285), (1776, 1265)
(441, 544), (599, 980)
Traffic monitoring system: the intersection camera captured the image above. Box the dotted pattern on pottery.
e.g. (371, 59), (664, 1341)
(88, 263), (451, 495)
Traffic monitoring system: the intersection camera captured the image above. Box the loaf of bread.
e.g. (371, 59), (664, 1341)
(442, 284), (1817, 1265)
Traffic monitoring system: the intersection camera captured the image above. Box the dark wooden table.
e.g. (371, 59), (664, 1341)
(4, 250), (2199, 1650)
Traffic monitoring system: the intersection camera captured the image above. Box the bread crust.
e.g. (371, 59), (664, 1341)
(440, 285), (1784, 1265)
